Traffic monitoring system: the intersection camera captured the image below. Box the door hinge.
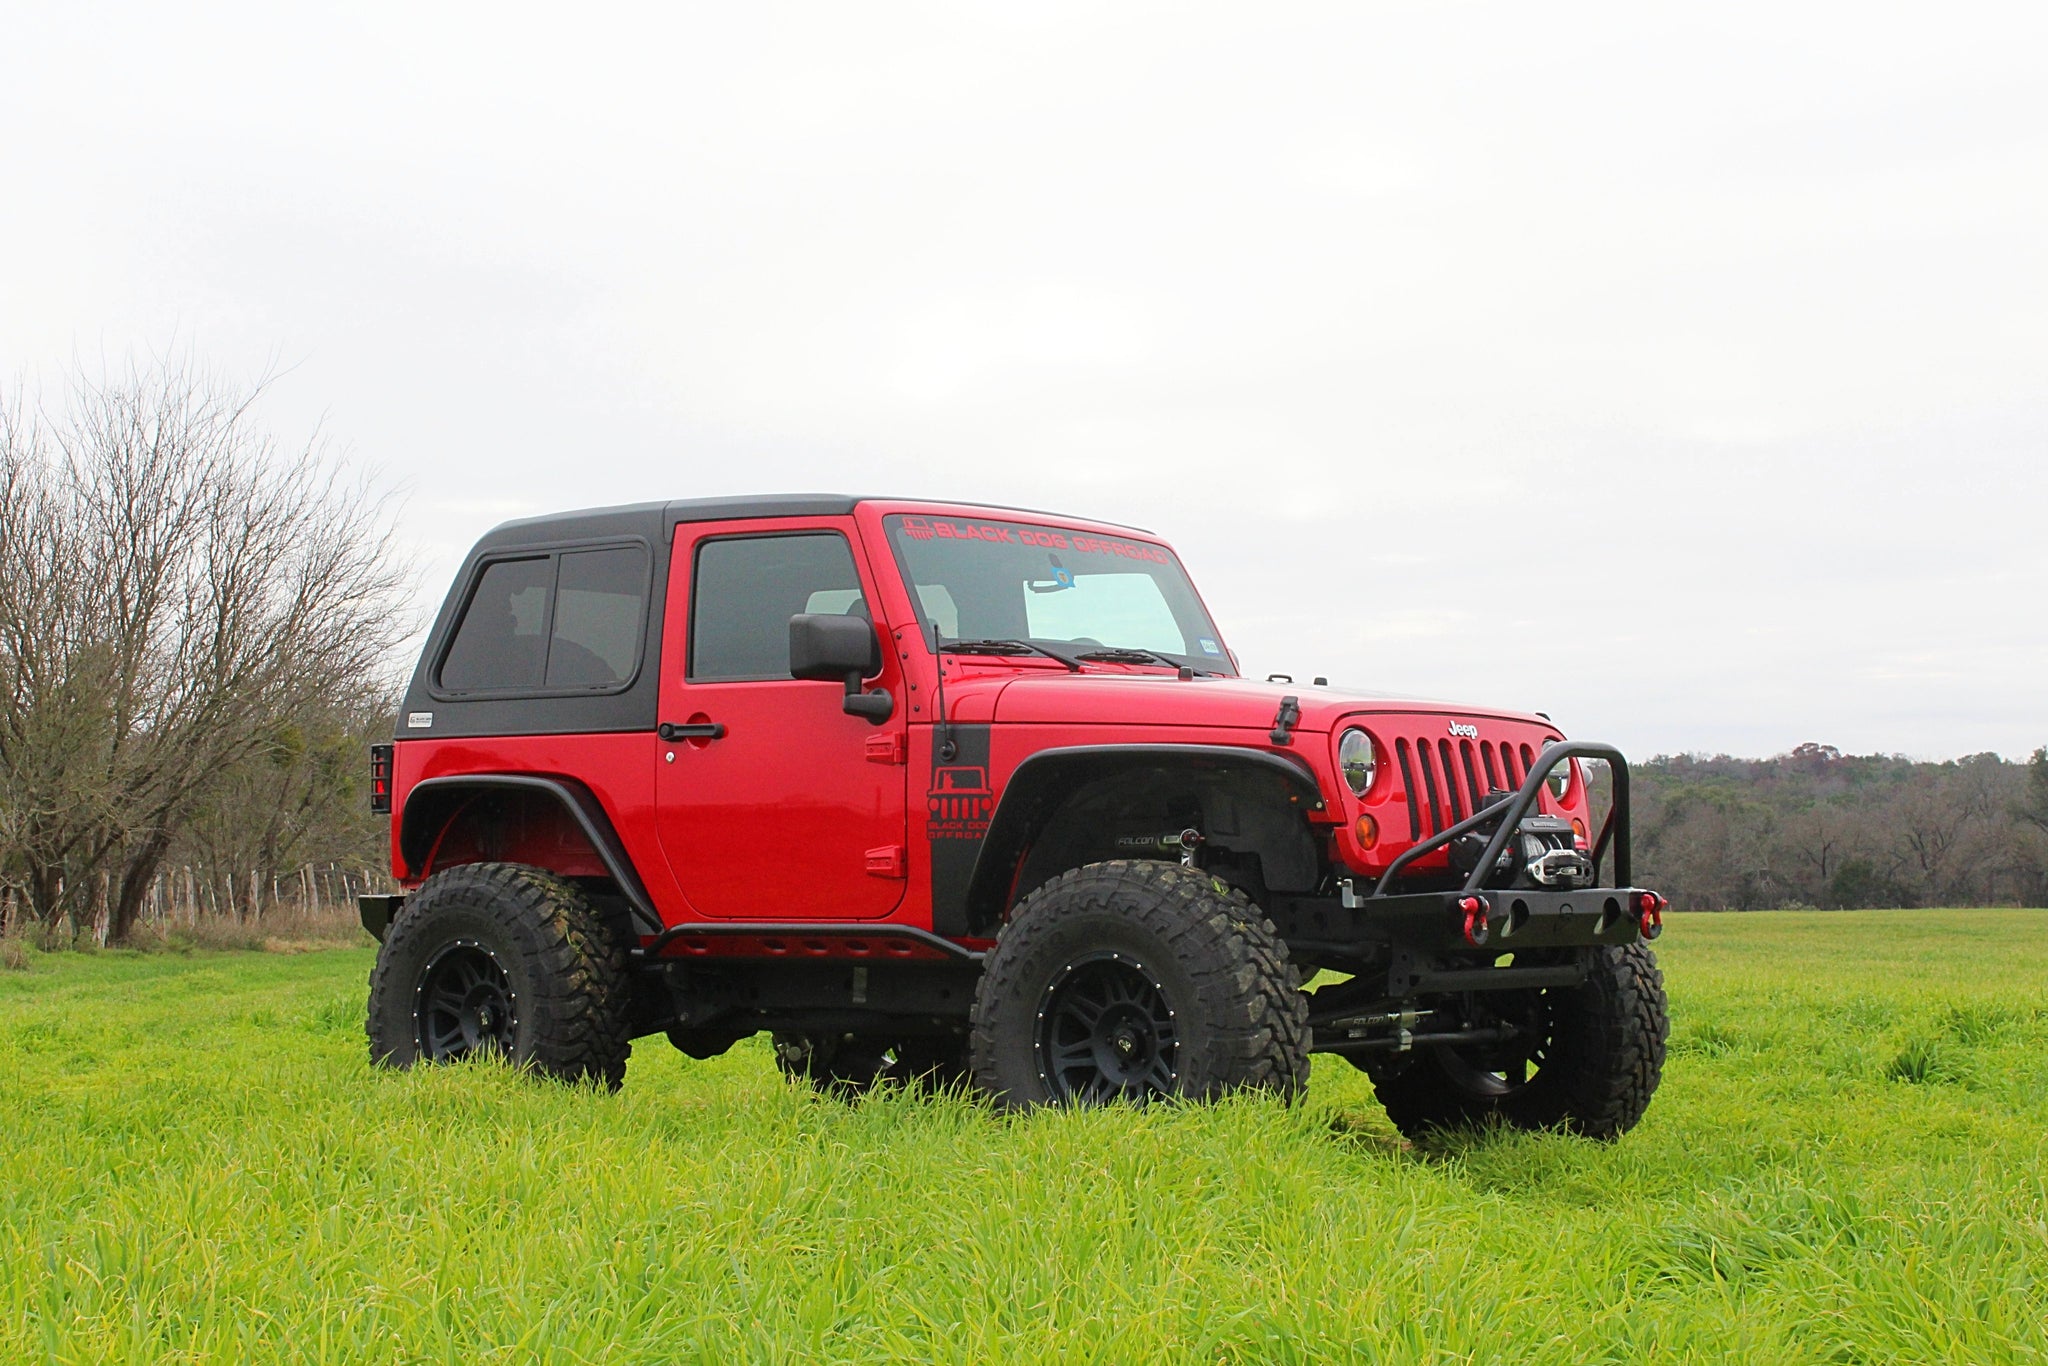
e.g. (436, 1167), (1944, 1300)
(865, 733), (908, 765)
(865, 845), (908, 878)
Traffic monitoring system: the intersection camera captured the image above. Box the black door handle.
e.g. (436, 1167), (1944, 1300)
(658, 722), (726, 741)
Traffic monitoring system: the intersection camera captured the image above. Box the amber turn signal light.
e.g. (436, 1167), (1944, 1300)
(1354, 814), (1378, 849)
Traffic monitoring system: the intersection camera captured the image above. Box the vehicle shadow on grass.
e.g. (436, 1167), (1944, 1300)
(1320, 1107), (1415, 1160)
(1322, 1106), (1588, 1168)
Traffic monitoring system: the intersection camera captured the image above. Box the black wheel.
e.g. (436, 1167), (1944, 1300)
(1368, 942), (1668, 1141)
(367, 862), (633, 1089)
(771, 1031), (970, 1098)
(416, 940), (518, 1059)
(968, 860), (1309, 1109)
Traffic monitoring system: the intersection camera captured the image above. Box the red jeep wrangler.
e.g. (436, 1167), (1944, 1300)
(363, 496), (1668, 1139)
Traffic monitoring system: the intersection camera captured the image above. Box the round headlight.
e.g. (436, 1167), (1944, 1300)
(1338, 728), (1378, 797)
(1546, 759), (1574, 801)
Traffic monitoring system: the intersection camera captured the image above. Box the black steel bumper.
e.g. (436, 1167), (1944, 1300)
(1277, 884), (1659, 959)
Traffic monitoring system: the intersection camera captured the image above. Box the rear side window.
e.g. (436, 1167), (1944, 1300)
(691, 533), (862, 681)
(439, 557), (553, 692)
(437, 544), (649, 695)
(548, 548), (647, 687)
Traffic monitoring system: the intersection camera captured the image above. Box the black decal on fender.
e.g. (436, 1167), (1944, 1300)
(928, 724), (990, 937)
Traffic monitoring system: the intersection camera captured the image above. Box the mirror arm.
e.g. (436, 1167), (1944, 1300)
(842, 672), (893, 724)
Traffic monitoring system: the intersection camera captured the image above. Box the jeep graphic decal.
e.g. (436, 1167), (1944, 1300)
(928, 765), (995, 836)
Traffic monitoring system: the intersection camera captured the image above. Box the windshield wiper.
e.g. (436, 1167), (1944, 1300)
(1075, 647), (1214, 675)
(938, 638), (1083, 672)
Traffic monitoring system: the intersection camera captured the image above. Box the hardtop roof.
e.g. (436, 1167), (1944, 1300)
(477, 495), (1151, 549)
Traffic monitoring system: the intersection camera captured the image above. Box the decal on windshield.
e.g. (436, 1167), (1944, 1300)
(896, 516), (1169, 564)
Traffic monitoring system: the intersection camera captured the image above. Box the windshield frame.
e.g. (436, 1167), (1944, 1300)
(878, 512), (1236, 675)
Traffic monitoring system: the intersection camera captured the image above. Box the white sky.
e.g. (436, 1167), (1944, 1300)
(4, 2), (2043, 761)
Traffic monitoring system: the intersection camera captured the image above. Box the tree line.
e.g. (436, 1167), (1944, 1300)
(0, 362), (410, 945)
(1623, 743), (2048, 911)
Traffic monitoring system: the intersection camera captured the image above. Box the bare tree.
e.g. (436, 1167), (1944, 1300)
(174, 688), (395, 909)
(0, 360), (412, 941)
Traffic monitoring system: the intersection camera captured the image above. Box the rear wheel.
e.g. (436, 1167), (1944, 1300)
(969, 860), (1309, 1109)
(367, 862), (633, 1089)
(1367, 942), (1667, 1141)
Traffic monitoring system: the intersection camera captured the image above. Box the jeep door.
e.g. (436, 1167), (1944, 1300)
(654, 519), (909, 920)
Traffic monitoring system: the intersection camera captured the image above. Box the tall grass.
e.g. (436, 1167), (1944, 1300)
(3, 910), (2045, 1363)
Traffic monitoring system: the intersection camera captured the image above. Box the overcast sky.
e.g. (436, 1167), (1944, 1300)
(4, 2), (2043, 761)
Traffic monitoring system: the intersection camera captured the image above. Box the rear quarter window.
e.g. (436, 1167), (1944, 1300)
(438, 557), (553, 692)
(436, 544), (650, 695)
(548, 548), (648, 687)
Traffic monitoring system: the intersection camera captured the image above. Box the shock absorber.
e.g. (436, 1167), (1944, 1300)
(1116, 829), (1205, 867)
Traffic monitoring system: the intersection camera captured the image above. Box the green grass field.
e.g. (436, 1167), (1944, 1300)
(3, 911), (2045, 1364)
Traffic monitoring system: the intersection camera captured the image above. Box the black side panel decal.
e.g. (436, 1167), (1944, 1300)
(927, 724), (991, 938)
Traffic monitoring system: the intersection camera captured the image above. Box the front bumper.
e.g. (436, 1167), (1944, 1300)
(1271, 884), (1658, 962)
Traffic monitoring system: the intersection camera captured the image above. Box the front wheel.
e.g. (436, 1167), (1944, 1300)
(366, 862), (633, 1089)
(968, 861), (1309, 1109)
(1367, 942), (1668, 1141)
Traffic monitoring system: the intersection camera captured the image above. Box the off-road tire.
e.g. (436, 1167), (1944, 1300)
(771, 1032), (970, 1098)
(1370, 942), (1667, 1142)
(367, 862), (633, 1089)
(969, 860), (1309, 1109)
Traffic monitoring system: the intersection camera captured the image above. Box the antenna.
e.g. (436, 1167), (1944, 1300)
(929, 621), (956, 762)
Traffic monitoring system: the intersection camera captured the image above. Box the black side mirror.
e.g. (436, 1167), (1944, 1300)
(788, 614), (892, 724)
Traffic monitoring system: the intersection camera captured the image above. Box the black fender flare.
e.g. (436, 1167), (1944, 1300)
(397, 774), (663, 935)
(960, 743), (1327, 933)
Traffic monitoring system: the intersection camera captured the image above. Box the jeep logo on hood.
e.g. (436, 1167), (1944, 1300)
(1448, 721), (1479, 739)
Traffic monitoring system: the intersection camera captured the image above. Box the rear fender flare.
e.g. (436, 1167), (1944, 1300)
(960, 744), (1327, 934)
(397, 774), (662, 935)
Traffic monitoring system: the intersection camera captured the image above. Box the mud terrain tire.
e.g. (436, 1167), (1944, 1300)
(367, 862), (633, 1089)
(969, 860), (1309, 1109)
(1370, 942), (1667, 1142)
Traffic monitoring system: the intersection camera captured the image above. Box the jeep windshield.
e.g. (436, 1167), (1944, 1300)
(882, 514), (1233, 674)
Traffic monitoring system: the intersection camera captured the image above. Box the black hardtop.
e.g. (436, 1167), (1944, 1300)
(474, 495), (860, 553)
(474, 494), (1148, 553)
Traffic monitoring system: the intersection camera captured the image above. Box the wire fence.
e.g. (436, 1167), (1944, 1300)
(0, 863), (395, 945)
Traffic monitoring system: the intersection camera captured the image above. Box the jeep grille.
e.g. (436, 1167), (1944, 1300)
(1393, 734), (1538, 840)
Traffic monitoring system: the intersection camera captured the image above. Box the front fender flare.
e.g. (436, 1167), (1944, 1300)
(959, 743), (1327, 934)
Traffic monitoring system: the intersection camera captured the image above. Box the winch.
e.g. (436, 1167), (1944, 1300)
(1446, 794), (1591, 889)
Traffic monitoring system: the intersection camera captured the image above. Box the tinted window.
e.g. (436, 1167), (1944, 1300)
(691, 534), (862, 681)
(439, 557), (553, 691)
(547, 547), (648, 687)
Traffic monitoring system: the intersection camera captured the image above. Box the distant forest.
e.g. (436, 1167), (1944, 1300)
(1623, 744), (2048, 911)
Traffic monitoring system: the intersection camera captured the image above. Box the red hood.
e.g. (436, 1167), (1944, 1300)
(941, 667), (1558, 738)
